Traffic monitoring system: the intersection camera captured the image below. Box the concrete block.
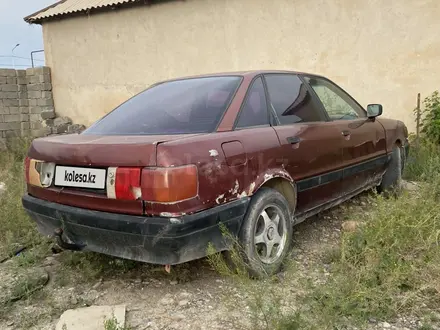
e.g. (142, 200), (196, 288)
(68, 124), (87, 134)
(0, 91), (18, 99)
(29, 99), (38, 106)
(16, 70), (26, 77)
(20, 114), (29, 122)
(0, 69), (16, 77)
(0, 122), (21, 131)
(0, 77), (6, 84)
(37, 98), (54, 106)
(9, 107), (19, 114)
(30, 114), (41, 122)
(27, 84), (41, 91)
(0, 114), (3, 122)
(26, 68), (35, 76)
(56, 305), (126, 330)
(19, 99), (29, 106)
(53, 124), (69, 134)
(1, 84), (18, 92)
(5, 130), (20, 138)
(30, 106), (42, 114)
(6, 77), (17, 84)
(41, 109), (55, 119)
(41, 83), (52, 91)
(4, 114), (20, 123)
(20, 107), (29, 114)
(42, 119), (54, 127)
(18, 92), (27, 99)
(0, 108), (9, 115)
(18, 84), (27, 92)
(3, 99), (18, 106)
(27, 75), (40, 84)
(33, 67), (50, 75)
(21, 130), (30, 137)
(17, 77), (27, 85)
(31, 121), (42, 129)
(21, 122), (30, 130)
(54, 116), (72, 126)
(27, 91), (42, 99)
(39, 74), (51, 83)
(41, 91), (53, 99)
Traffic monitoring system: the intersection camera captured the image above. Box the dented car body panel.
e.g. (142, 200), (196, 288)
(22, 70), (409, 265)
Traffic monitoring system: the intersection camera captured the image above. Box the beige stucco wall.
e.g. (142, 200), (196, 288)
(42, 0), (440, 131)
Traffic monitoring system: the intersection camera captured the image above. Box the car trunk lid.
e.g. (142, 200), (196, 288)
(28, 134), (199, 167)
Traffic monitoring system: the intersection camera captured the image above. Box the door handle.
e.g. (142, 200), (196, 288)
(287, 136), (301, 144)
(341, 130), (351, 137)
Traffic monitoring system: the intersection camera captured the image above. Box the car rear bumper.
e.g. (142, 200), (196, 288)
(22, 194), (250, 265)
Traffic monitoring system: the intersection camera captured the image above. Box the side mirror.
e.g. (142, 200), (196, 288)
(367, 104), (383, 118)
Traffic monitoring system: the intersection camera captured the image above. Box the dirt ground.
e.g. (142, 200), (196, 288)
(0, 192), (433, 330)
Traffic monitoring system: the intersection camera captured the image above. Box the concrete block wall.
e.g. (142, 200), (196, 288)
(0, 67), (85, 148)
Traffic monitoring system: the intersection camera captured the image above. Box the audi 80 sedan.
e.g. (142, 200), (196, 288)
(22, 70), (409, 277)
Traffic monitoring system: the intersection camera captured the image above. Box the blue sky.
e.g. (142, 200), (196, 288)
(0, 0), (55, 69)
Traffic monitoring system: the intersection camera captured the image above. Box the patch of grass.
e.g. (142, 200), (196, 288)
(55, 251), (140, 284)
(0, 137), (41, 259)
(104, 314), (131, 330)
(207, 235), (306, 330)
(304, 145), (440, 326)
(404, 141), (440, 181)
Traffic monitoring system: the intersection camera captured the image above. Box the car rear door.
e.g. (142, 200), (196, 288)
(303, 75), (387, 193)
(263, 74), (346, 215)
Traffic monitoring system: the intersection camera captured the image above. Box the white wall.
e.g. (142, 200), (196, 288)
(42, 0), (440, 130)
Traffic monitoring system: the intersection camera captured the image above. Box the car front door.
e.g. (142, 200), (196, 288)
(263, 74), (346, 215)
(303, 75), (387, 193)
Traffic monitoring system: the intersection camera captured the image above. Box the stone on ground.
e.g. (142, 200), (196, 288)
(341, 220), (361, 232)
(55, 305), (126, 330)
(401, 180), (420, 192)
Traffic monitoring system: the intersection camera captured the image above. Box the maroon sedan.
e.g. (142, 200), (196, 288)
(22, 70), (409, 277)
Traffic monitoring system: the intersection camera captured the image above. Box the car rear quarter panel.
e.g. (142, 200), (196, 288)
(152, 127), (284, 216)
(377, 117), (407, 152)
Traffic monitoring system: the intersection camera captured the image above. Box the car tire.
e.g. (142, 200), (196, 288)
(225, 187), (293, 278)
(378, 145), (402, 194)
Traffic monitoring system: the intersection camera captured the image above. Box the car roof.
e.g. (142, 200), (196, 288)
(156, 70), (325, 84)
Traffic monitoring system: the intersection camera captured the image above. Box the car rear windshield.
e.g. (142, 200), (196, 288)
(83, 76), (242, 135)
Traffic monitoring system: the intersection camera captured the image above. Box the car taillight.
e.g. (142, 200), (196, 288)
(106, 165), (198, 202)
(24, 157), (30, 183)
(107, 167), (142, 201)
(25, 158), (55, 187)
(141, 165), (198, 202)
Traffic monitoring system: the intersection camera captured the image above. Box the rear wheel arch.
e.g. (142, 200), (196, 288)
(259, 177), (297, 214)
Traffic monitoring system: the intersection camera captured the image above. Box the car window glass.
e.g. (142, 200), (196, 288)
(82, 77), (241, 135)
(305, 77), (366, 120)
(265, 74), (326, 125)
(236, 77), (269, 128)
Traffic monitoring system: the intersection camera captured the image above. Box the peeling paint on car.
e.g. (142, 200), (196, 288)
(209, 149), (219, 157)
(229, 180), (239, 195)
(264, 173), (275, 181)
(237, 191), (248, 198)
(248, 182), (256, 194)
(215, 194), (225, 204)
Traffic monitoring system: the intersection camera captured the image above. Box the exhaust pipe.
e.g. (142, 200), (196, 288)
(53, 228), (85, 251)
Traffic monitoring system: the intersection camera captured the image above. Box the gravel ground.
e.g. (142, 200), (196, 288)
(0, 191), (437, 330)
